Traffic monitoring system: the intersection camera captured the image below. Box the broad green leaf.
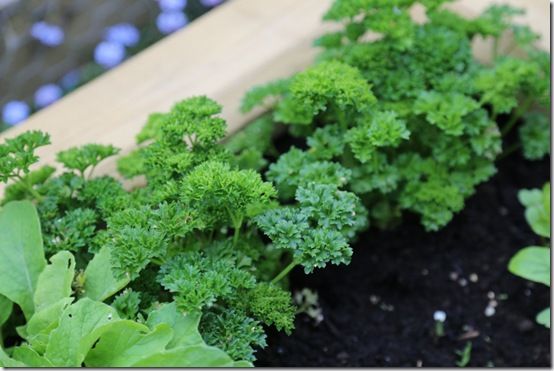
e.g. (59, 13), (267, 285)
(84, 321), (173, 367)
(12, 344), (53, 367)
(0, 345), (26, 367)
(146, 302), (203, 348)
(508, 246), (550, 286)
(130, 344), (237, 367)
(0, 294), (12, 327)
(518, 184), (550, 238)
(34, 251), (75, 311)
(0, 201), (46, 320)
(536, 308), (550, 328)
(44, 298), (120, 366)
(83, 246), (129, 301)
(25, 298), (73, 353)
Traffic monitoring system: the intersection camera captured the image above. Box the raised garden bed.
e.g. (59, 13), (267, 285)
(0, 0), (550, 367)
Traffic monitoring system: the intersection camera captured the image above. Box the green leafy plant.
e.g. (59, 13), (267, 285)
(0, 96), (365, 366)
(241, 0), (549, 231)
(508, 183), (550, 328)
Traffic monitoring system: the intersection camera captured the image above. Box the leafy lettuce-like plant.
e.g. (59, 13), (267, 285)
(241, 0), (549, 231)
(508, 183), (550, 328)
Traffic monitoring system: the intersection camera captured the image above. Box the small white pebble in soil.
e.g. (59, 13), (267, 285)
(469, 273), (478, 282)
(499, 206), (508, 216)
(416, 360), (423, 367)
(524, 289), (532, 296)
(421, 268), (429, 276)
(487, 291), (495, 300)
(370, 295), (380, 304)
(489, 299), (498, 308)
(458, 278), (468, 287)
(433, 310), (447, 322)
(449, 272), (459, 281)
(484, 306), (496, 317)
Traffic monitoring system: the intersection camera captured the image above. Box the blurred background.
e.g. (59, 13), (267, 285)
(0, 0), (225, 131)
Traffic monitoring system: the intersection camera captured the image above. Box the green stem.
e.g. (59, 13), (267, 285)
(15, 175), (43, 201)
(501, 99), (533, 137)
(498, 142), (521, 160)
(151, 257), (165, 266)
(492, 37), (499, 61)
(271, 260), (299, 284)
(233, 225), (241, 246)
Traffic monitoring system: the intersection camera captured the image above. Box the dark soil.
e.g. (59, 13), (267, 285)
(256, 152), (551, 367)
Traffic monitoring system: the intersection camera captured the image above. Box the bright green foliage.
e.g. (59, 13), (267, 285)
(1, 94), (365, 364)
(243, 0), (548, 231)
(180, 161), (277, 231)
(509, 183), (550, 328)
(0, 131), (50, 187)
(518, 183), (550, 238)
(0, 201), (46, 320)
(200, 310), (266, 362)
(475, 57), (544, 115)
(536, 308), (550, 328)
(43, 208), (97, 253)
(83, 246), (130, 302)
(256, 183), (367, 273)
(519, 113), (550, 160)
(267, 147), (351, 199)
(111, 289), (141, 320)
(2, 165), (55, 203)
(158, 251), (256, 312)
(56, 144), (120, 177)
(509, 247), (550, 287)
(244, 283), (296, 333)
(241, 78), (291, 113)
(225, 115), (277, 171)
(346, 110), (410, 162)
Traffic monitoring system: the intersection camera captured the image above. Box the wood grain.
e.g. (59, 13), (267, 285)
(0, 0), (549, 193)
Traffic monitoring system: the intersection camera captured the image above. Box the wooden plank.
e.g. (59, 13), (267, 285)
(0, 0), (549, 193)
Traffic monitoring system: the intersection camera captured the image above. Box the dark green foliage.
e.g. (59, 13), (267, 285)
(243, 0), (549, 231)
(200, 310), (266, 362)
(256, 183), (367, 273)
(519, 113), (550, 160)
(43, 208), (97, 254)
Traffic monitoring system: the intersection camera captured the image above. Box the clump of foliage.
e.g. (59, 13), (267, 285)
(241, 0), (549, 231)
(508, 183), (550, 328)
(0, 96), (366, 366)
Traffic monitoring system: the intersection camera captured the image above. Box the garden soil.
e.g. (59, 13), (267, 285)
(256, 148), (550, 367)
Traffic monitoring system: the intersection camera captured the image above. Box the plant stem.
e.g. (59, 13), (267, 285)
(501, 99), (533, 137)
(271, 260), (299, 284)
(15, 175), (43, 201)
(498, 143), (521, 160)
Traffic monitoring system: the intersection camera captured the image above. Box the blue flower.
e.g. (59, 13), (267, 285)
(158, 0), (187, 11)
(105, 23), (140, 47)
(200, 0), (223, 7)
(156, 11), (189, 34)
(60, 70), (80, 90)
(2, 101), (30, 126)
(94, 41), (126, 69)
(34, 84), (63, 108)
(30, 21), (64, 47)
